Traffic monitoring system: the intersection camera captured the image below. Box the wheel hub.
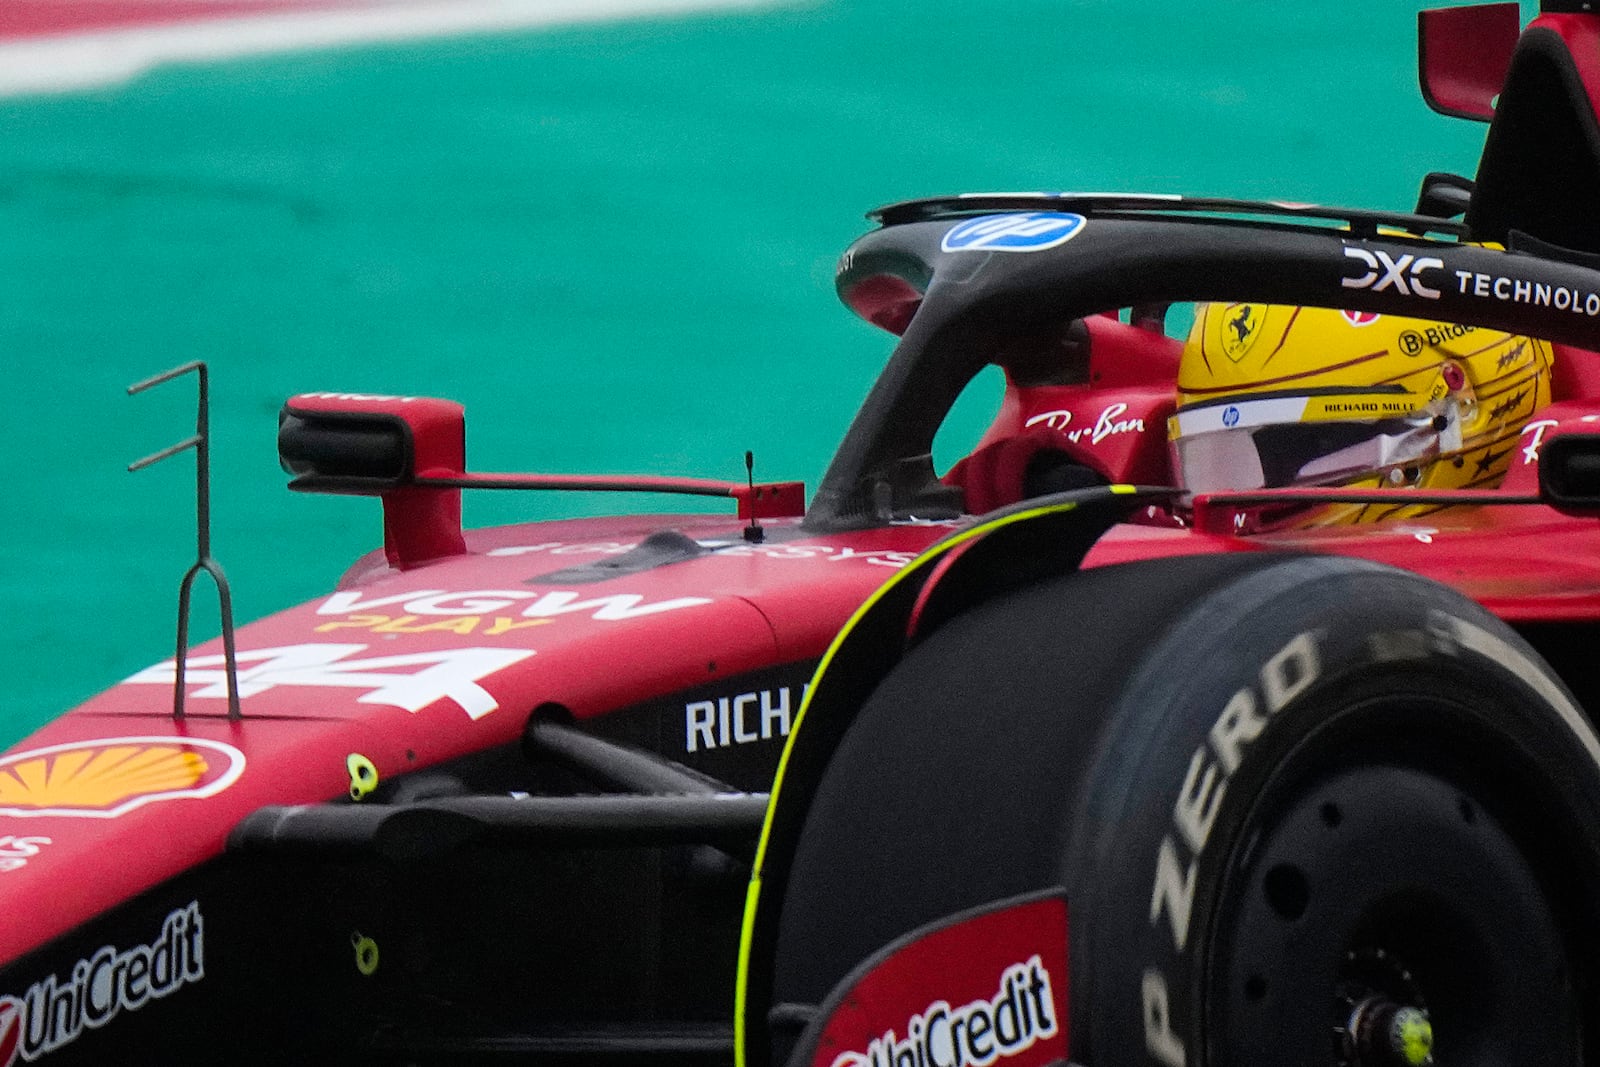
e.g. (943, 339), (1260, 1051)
(1335, 947), (1431, 1067)
(1206, 763), (1575, 1065)
(1342, 996), (1432, 1067)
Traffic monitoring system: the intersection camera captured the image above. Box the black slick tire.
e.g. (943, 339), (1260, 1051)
(768, 553), (1600, 1066)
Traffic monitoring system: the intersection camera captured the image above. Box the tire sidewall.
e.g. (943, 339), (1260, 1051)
(1065, 555), (1600, 1067)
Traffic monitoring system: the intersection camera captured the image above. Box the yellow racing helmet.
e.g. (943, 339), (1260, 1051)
(1168, 304), (1553, 523)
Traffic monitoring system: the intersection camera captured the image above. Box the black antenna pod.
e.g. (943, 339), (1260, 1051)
(128, 361), (242, 720)
(743, 450), (764, 543)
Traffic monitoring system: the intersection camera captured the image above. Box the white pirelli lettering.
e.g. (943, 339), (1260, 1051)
(1144, 629), (1323, 1063)
(1173, 749), (1224, 855)
(1142, 968), (1187, 1067)
(1148, 836), (1196, 952)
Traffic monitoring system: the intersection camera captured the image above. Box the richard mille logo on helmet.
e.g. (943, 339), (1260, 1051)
(1219, 304), (1263, 362)
(1341, 247), (1444, 299)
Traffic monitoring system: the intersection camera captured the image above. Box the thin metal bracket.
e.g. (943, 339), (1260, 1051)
(128, 361), (242, 720)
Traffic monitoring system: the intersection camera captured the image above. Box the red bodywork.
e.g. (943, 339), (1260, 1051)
(0, 512), (947, 965)
(10, 318), (1600, 972)
(11, 5), (1600, 1061)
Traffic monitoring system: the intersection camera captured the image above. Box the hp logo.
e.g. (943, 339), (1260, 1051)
(941, 212), (1087, 253)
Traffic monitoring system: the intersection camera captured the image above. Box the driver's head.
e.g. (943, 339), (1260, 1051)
(1168, 304), (1551, 516)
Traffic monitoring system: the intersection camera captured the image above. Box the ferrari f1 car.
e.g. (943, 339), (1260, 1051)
(7, 2), (1600, 1064)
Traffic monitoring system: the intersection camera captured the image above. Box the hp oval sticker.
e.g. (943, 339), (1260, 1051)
(941, 212), (1086, 253)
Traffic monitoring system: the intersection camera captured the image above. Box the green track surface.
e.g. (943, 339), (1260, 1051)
(0, 1), (1513, 746)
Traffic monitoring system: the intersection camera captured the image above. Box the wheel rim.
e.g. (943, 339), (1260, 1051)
(1206, 760), (1580, 1066)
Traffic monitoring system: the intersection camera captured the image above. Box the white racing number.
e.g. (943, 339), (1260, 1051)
(124, 644), (534, 720)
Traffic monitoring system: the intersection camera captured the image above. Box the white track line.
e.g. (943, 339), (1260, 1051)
(0, 0), (789, 98)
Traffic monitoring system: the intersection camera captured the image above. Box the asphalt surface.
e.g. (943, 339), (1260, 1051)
(0, 0), (1517, 745)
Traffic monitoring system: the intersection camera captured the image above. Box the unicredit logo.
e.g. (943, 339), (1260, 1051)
(829, 956), (1058, 1067)
(0, 999), (20, 1067)
(0, 902), (203, 1065)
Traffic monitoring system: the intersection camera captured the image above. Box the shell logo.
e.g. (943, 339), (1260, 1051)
(0, 737), (246, 819)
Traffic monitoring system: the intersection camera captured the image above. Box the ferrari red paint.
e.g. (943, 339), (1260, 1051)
(0, 511), (952, 967)
(798, 894), (1069, 1067)
(15, 4), (1600, 1063)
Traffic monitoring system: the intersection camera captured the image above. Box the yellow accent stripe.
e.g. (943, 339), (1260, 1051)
(733, 487), (1134, 1064)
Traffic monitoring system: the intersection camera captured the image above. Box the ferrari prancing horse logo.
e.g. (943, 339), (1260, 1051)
(1220, 303), (1264, 362)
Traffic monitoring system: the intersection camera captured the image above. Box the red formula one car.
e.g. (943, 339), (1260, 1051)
(7, 2), (1600, 1065)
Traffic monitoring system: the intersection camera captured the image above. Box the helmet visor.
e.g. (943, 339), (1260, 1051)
(1171, 395), (1447, 494)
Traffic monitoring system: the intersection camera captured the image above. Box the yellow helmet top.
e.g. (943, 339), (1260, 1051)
(1168, 304), (1552, 524)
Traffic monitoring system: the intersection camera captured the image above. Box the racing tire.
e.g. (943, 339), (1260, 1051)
(768, 553), (1600, 1067)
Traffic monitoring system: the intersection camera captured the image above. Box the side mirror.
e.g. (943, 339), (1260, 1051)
(1538, 432), (1600, 513)
(279, 392), (465, 492)
(279, 393), (466, 569)
(1418, 2), (1521, 122)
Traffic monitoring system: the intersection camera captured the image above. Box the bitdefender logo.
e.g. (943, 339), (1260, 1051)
(0, 902), (204, 1065)
(830, 956), (1058, 1067)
